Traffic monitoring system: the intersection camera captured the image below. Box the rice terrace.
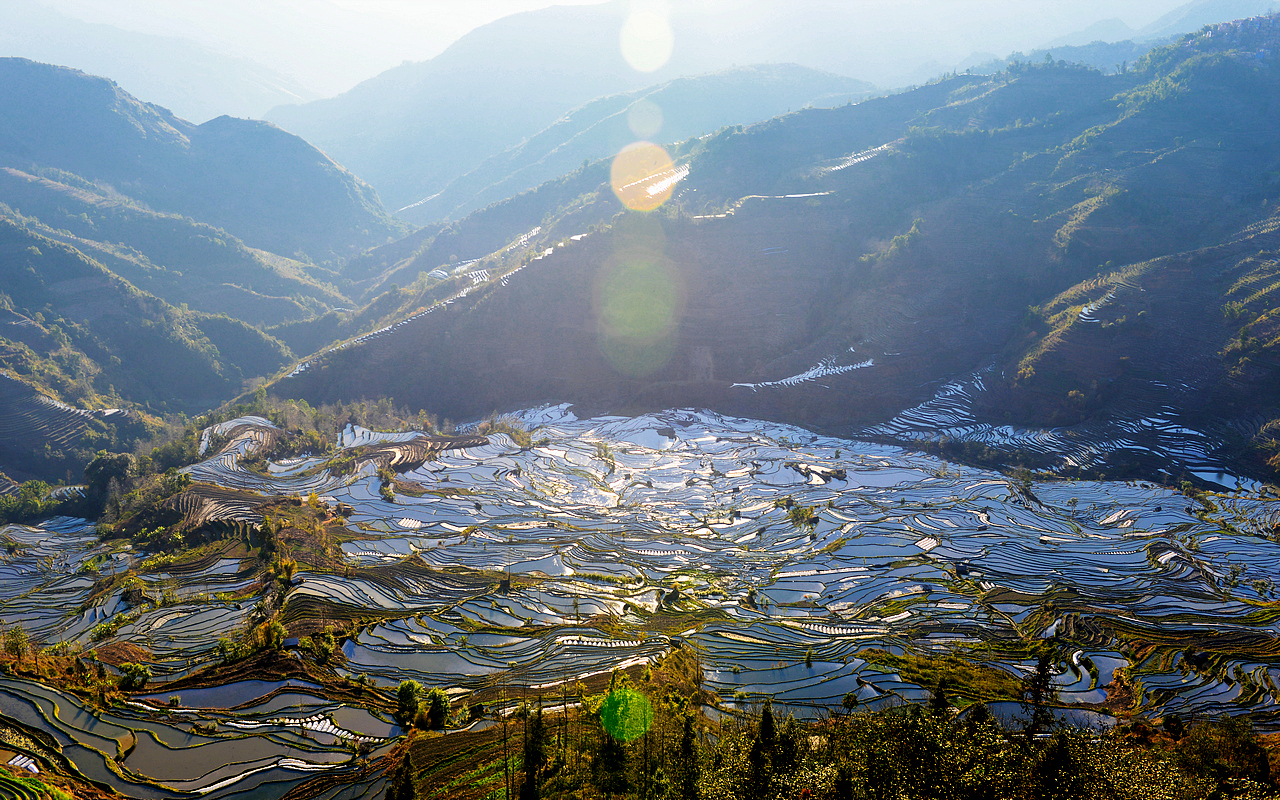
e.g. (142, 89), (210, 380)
(5, 1), (1280, 798)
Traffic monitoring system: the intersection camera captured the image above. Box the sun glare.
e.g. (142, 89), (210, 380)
(619, 1), (674, 73)
(610, 141), (680, 211)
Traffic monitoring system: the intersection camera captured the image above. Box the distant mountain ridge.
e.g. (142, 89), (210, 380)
(406, 63), (875, 223)
(0, 0), (318, 123)
(266, 2), (690, 216)
(0, 57), (403, 482)
(0, 58), (403, 264)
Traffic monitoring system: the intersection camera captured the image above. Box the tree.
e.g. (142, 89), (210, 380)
(397, 680), (423, 727)
(1033, 730), (1086, 800)
(1022, 652), (1057, 736)
(929, 676), (950, 716)
(386, 748), (416, 800)
(520, 700), (546, 800)
(842, 690), (859, 715)
(424, 687), (450, 730)
(747, 699), (777, 799)
(119, 662), (151, 691)
(594, 728), (629, 797)
(676, 713), (699, 799)
(84, 451), (134, 499)
(262, 620), (286, 651)
(3, 625), (28, 663)
(1176, 717), (1272, 788)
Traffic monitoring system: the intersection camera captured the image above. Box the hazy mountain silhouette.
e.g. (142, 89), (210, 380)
(1137, 0), (1279, 38)
(0, 58), (403, 263)
(404, 63), (874, 224)
(0, 0), (317, 123)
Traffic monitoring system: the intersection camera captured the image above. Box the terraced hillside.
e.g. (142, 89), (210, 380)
(269, 16), (1280, 486)
(0, 407), (1278, 797)
(0, 374), (144, 485)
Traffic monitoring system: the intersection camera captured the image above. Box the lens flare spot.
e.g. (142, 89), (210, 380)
(601, 687), (653, 741)
(595, 221), (682, 378)
(620, 2), (673, 73)
(627, 98), (663, 139)
(611, 141), (679, 211)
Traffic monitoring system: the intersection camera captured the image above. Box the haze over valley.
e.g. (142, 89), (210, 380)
(2, 2), (1280, 798)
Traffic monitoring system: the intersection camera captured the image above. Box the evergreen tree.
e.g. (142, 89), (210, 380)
(386, 749), (415, 800)
(520, 700), (546, 800)
(758, 697), (776, 748)
(929, 676), (951, 716)
(1022, 652), (1057, 736)
(676, 713), (699, 800)
(594, 728), (630, 798)
(747, 698), (777, 800)
(1032, 730), (1084, 800)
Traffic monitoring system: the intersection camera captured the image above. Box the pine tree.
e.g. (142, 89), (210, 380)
(386, 749), (415, 800)
(747, 699), (776, 800)
(594, 728), (630, 797)
(1022, 652), (1057, 736)
(676, 713), (699, 799)
(929, 676), (950, 716)
(520, 699), (546, 800)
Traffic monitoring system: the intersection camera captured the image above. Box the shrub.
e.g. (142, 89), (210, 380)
(118, 662), (151, 691)
(424, 688), (451, 729)
(397, 679), (423, 726)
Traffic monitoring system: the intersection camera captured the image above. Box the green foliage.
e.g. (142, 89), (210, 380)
(1175, 717), (1273, 792)
(786, 503), (818, 530)
(261, 620), (287, 651)
(424, 688), (451, 730)
(478, 415), (534, 449)
(2, 625), (29, 663)
(397, 680), (423, 727)
(1023, 651), (1059, 736)
(215, 637), (248, 664)
(118, 662), (151, 691)
(0, 480), (57, 524)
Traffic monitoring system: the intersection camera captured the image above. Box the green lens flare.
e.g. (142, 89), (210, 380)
(595, 254), (680, 377)
(601, 687), (653, 741)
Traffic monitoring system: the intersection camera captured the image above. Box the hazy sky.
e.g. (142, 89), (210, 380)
(41, 0), (606, 94)
(38, 0), (1212, 95)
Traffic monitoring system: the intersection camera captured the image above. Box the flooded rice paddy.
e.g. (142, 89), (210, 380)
(2, 405), (1280, 796)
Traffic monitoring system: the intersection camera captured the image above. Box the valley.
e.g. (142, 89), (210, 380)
(1, 6), (1280, 799)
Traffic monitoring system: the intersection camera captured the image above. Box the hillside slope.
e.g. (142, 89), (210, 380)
(270, 14), (1280, 484)
(0, 218), (287, 412)
(0, 58), (402, 263)
(406, 63), (874, 223)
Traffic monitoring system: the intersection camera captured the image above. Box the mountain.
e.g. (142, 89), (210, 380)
(0, 218), (290, 410)
(0, 0), (318, 122)
(0, 168), (345, 325)
(0, 58), (409, 484)
(268, 15), (1280, 485)
(265, 2), (698, 217)
(1137, 0), (1279, 38)
(966, 40), (1172, 77)
(1042, 18), (1138, 48)
(0, 58), (404, 263)
(270, 1), (1246, 220)
(404, 63), (875, 224)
